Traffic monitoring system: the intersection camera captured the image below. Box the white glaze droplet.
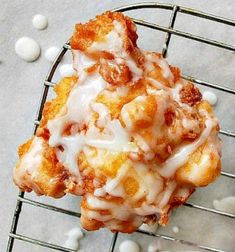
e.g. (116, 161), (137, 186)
(15, 37), (41, 62)
(148, 240), (161, 252)
(158, 119), (214, 178)
(202, 91), (217, 106)
(172, 226), (179, 233)
(45, 46), (60, 62)
(139, 222), (158, 233)
(119, 240), (140, 252)
(64, 227), (84, 250)
(59, 64), (76, 77)
(32, 14), (48, 30)
(64, 239), (79, 250)
(67, 227), (84, 240)
(213, 196), (235, 214)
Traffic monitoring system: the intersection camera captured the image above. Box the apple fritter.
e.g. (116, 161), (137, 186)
(14, 11), (221, 233)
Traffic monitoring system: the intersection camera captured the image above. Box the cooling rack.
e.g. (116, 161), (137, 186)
(7, 2), (235, 252)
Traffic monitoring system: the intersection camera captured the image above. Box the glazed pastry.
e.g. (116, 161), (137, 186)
(13, 12), (221, 233)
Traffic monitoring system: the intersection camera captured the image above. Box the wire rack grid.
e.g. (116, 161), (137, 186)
(6, 2), (235, 252)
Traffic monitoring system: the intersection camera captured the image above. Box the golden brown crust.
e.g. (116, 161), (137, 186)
(38, 77), (77, 130)
(18, 138), (34, 158)
(175, 140), (221, 187)
(14, 137), (68, 198)
(99, 59), (132, 86)
(180, 82), (202, 106)
(71, 11), (137, 53)
(36, 143), (68, 197)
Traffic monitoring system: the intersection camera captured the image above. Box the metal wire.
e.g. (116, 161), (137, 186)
(7, 2), (235, 252)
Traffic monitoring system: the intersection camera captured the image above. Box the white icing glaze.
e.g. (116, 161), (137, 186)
(64, 227), (84, 250)
(73, 50), (96, 79)
(21, 137), (43, 176)
(182, 117), (199, 131)
(168, 80), (193, 111)
(104, 219), (123, 231)
(158, 119), (214, 178)
(103, 162), (129, 197)
(32, 14), (48, 30)
(134, 162), (163, 203)
(175, 187), (190, 199)
(134, 134), (153, 156)
(213, 196), (235, 214)
(61, 73), (104, 125)
(170, 83), (182, 102)
(157, 57), (174, 80)
(134, 202), (161, 216)
(185, 151), (212, 182)
(119, 240), (140, 252)
(13, 137), (44, 194)
(121, 95), (154, 132)
(89, 22), (123, 53)
(203, 90), (218, 106)
(15, 37), (41, 62)
(117, 57), (143, 82)
(90, 21), (142, 82)
(93, 187), (106, 197)
(56, 134), (85, 177)
(59, 64), (76, 77)
(150, 91), (171, 137)
(90, 102), (110, 128)
(145, 52), (173, 83)
(48, 72), (106, 177)
(86, 194), (131, 221)
(158, 181), (176, 208)
(86, 120), (137, 152)
(16, 138), (42, 180)
(147, 77), (169, 90)
(139, 222), (158, 233)
(45, 46), (60, 62)
(172, 226), (179, 233)
(66, 227), (84, 240)
(120, 105), (133, 130)
(93, 159), (164, 208)
(48, 49), (106, 179)
(87, 194), (114, 210)
(48, 47), (138, 179)
(64, 239), (79, 250)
